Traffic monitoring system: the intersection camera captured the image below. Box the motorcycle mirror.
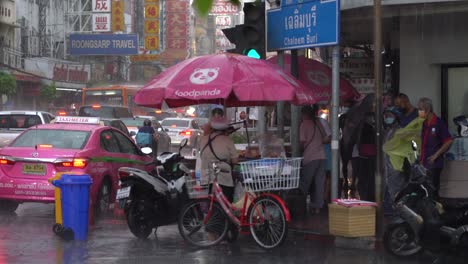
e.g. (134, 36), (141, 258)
(411, 140), (418, 151)
(179, 138), (188, 152)
(141, 147), (153, 155)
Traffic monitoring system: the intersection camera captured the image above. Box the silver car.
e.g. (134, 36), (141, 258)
(160, 118), (203, 145)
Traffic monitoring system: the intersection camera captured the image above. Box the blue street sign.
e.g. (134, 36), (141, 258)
(281, 0), (317, 7)
(69, 34), (139, 56)
(267, 0), (340, 51)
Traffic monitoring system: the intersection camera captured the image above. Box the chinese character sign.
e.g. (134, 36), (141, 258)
(93, 0), (111, 12)
(144, 20), (160, 35)
(112, 0), (124, 32)
(145, 36), (160, 50)
(93, 13), (111, 32)
(145, 4), (160, 19)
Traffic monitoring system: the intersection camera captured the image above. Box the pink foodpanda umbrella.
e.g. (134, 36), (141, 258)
(267, 54), (361, 104)
(134, 53), (317, 108)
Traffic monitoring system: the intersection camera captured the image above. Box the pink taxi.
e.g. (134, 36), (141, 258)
(0, 116), (153, 214)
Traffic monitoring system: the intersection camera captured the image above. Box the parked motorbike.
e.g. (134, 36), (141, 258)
(116, 139), (193, 238)
(384, 141), (468, 257)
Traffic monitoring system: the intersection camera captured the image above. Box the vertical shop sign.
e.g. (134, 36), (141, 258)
(93, 0), (111, 12)
(93, 13), (111, 32)
(165, 11), (188, 49)
(144, 0), (161, 51)
(112, 0), (125, 32)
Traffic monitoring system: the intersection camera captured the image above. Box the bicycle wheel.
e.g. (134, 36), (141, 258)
(178, 199), (229, 247)
(248, 196), (288, 249)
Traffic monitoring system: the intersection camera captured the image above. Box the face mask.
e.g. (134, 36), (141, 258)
(384, 117), (395, 125)
(418, 110), (426, 119)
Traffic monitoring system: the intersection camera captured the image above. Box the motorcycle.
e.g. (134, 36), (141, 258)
(116, 139), (193, 238)
(384, 141), (468, 257)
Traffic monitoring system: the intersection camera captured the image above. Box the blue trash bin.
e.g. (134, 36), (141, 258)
(52, 174), (93, 241)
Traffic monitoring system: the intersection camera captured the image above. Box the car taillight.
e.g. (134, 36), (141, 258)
(179, 130), (192, 136)
(58, 111), (67, 116)
(0, 156), (15, 165)
(55, 158), (88, 169)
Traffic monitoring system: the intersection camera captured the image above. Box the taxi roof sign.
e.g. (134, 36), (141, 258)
(54, 116), (101, 124)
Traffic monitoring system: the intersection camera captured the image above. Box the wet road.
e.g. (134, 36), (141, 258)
(0, 203), (463, 264)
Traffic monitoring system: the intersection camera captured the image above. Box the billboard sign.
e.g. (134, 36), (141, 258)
(69, 34), (138, 55)
(93, 13), (111, 32)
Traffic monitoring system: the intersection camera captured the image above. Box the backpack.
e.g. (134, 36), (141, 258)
(135, 132), (152, 146)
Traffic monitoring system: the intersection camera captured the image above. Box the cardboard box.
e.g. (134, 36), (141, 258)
(328, 203), (376, 237)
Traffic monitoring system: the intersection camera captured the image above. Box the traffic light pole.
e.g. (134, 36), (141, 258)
(331, 45), (340, 200)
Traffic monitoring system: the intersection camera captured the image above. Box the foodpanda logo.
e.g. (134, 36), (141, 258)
(175, 89), (221, 98)
(189, 68), (219, 84)
(307, 71), (330, 86)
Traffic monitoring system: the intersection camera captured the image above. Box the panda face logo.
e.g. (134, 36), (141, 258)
(189, 68), (219, 85)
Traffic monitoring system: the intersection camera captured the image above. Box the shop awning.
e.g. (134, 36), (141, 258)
(13, 72), (41, 83)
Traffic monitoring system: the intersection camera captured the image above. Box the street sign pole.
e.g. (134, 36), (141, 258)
(331, 45), (340, 200)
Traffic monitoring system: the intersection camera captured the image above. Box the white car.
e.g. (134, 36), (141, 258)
(160, 118), (203, 145)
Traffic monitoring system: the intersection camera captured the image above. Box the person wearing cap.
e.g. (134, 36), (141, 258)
(201, 107), (225, 135)
(198, 116), (238, 202)
(190, 107), (225, 149)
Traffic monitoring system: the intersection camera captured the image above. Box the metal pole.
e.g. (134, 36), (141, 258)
(290, 49), (301, 157)
(257, 106), (266, 136)
(276, 51), (285, 140)
(374, 0), (384, 238)
(331, 45), (340, 200)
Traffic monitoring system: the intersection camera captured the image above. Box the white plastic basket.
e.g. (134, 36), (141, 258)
(185, 177), (209, 199)
(239, 158), (302, 192)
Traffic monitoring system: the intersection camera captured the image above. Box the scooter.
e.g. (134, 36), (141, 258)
(383, 141), (468, 257)
(116, 139), (193, 238)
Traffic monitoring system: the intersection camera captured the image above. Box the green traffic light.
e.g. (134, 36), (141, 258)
(245, 49), (261, 59)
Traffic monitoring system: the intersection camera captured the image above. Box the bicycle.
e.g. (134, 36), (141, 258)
(177, 157), (302, 249)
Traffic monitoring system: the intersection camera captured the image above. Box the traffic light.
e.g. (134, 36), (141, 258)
(241, 2), (265, 59)
(222, 2), (265, 59)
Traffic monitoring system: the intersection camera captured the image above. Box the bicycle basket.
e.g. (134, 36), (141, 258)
(239, 158), (302, 192)
(185, 176), (209, 199)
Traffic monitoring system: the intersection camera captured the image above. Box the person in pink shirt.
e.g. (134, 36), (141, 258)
(300, 105), (327, 214)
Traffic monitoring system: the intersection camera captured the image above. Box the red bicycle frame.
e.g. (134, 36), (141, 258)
(203, 180), (291, 232)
